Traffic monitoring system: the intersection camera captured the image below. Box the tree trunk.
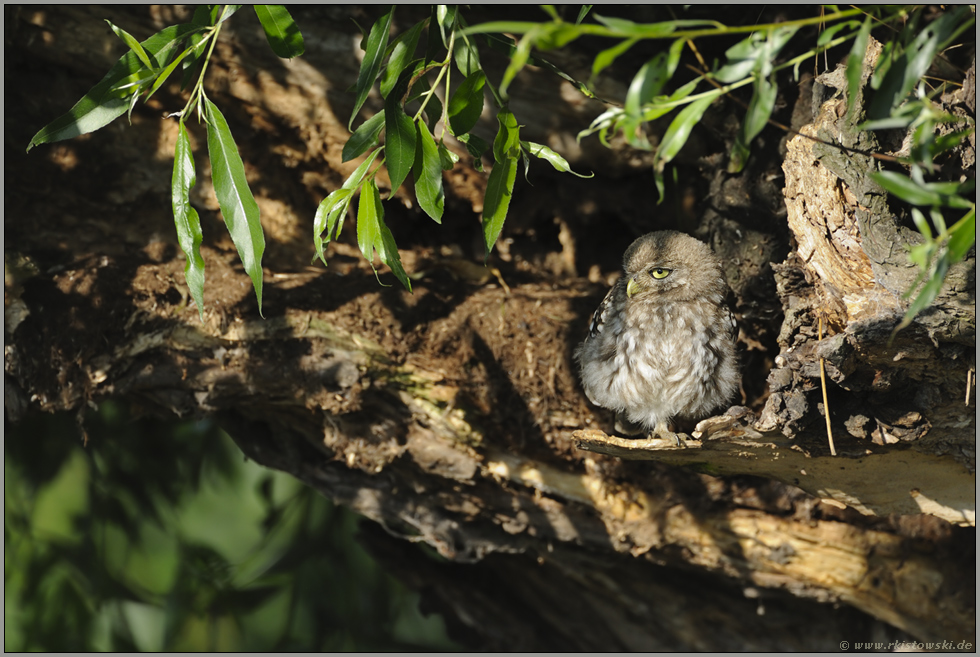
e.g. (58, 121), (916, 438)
(5, 5), (975, 649)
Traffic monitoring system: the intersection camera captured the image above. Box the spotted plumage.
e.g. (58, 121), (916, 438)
(575, 231), (739, 443)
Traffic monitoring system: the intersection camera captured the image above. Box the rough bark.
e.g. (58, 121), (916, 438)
(754, 37), (976, 502)
(5, 5), (975, 649)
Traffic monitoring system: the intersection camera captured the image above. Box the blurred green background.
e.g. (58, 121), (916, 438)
(5, 401), (460, 651)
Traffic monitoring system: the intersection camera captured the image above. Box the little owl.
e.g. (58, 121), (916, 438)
(576, 231), (739, 444)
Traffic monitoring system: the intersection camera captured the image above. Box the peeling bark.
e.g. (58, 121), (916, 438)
(757, 37), (976, 486)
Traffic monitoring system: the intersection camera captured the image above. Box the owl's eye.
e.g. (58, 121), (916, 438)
(650, 267), (671, 280)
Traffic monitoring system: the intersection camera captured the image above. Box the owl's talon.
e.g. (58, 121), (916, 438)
(648, 431), (682, 446)
(650, 422), (686, 448)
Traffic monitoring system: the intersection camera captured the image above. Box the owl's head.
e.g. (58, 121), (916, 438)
(621, 231), (726, 302)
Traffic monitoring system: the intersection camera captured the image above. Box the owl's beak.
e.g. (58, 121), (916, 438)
(626, 276), (641, 299)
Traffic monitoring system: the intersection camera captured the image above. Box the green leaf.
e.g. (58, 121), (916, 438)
(592, 38), (638, 79)
(447, 71), (486, 136)
(869, 39), (896, 91)
(214, 5), (243, 25)
(108, 65), (159, 94)
(351, 17), (369, 48)
(729, 74), (776, 173)
(453, 34), (482, 78)
(313, 149), (380, 265)
(493, 23), (581, 98)
(457, 133), (489, 170)
(349, 7), (394, 131)
(845, 17), (872, 119)
(125, 80), (143, 123)
(658, 94), (716, 164)
(534, 23), (581, 51)
(653, 93), (718, 200)
(356, 178), (413, 291)
(665, 38), (686, 82)
(466, 16), (717, 38)
(897, 257), (948, 331)
(522, 141), (593, 178)
(438, 143), (459, 170)
(907, 242), (933, 273)
(312, 188), (352, 266)
(462, 21), (542, 36)
(481, 32), (598, 101)
(868, 7), (970, 120)
(817, 20), (859, 47)
(380, 20), (425, 98)
(253, 5), (305, 59)
(27, 24), (197, 151)
(576, 6), (593, 25)
(577, 106), (620, 145)
(947, 208), (976, 264)
(714, 44), (759, 83)
(436, 4), (458, 47)
(180, 24), (210, 90)
(927, 207), (947, 237)
(377, 222), (412, 291)
(909, 207), (934, 240)
(930, 127), (973, 156)
(592, 15), (677, 38)
(172, 121), (206, 322)
(483, 107), (521, 256)
(413, 122), (444, 222)
(357, 178), (383, 264)
(383, 100), (417, 194)
(519, 142), (532, 182)
(625, 52), (671, 117)
(716, 25), (798, 84)
(639, 77), (699, 122)
(492, 107), (521, 162)
(106, 20), (155, 69)
(872, 171), (974, 208)
(205, 98), (265, 316)
(499, 29), (536, 99)
(423, 6), (444, 62)
(191, 5), (213, 27)
(483, 158), (517, 257)
(146, 42), (196, 101)
(343, 110), (385, 162)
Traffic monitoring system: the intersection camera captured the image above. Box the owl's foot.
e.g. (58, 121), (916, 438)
(650, 421), (684, 447)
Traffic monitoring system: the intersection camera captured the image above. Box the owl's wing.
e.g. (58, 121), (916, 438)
(586, 282), (620, 339)
(724, 298), (738, 343)
(722, 284), (738, 343)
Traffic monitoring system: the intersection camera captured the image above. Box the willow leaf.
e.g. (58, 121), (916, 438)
(254, 5), (305, 58)
(413, 122), (444, 222)
(349, 7), (394, 130)
(172, 121), (206, 321)
(27, 24), (197, 151)
(313, 149), (380, 265)
(383, 101), (417, 193)
(343, 110), (385, 162)
(447, 71), (486, 136)
(205, 98), (265, 315)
